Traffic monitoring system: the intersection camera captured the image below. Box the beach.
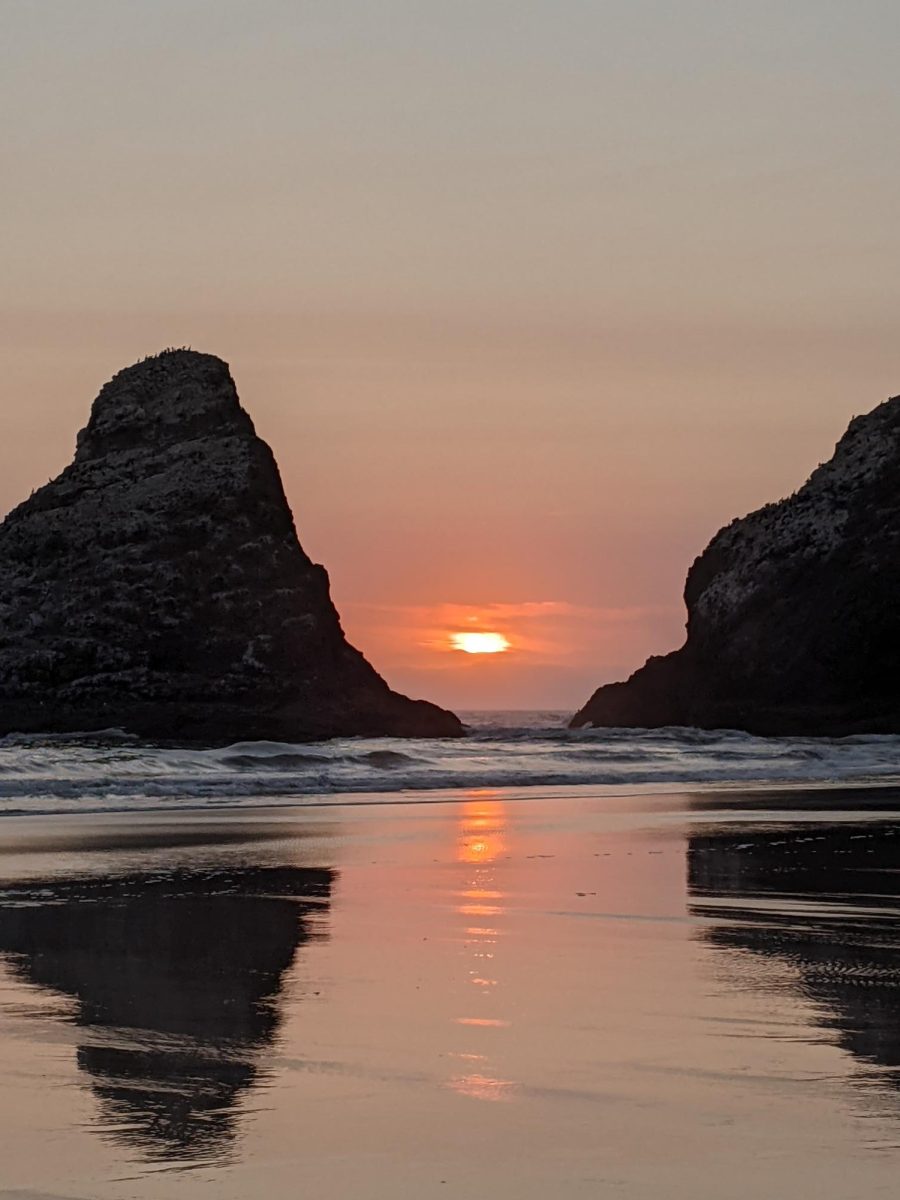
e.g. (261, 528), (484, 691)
(2, 782), (900, 1198)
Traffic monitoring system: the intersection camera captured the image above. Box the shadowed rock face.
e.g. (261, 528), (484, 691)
(0, 350), (461, 740)
(572, 394), (900, 734)
(0, 865), (332, 1165)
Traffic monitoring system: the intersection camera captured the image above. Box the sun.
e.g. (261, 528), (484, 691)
(450, 631), (511, 655)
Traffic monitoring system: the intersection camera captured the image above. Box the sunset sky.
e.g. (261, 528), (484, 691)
(4, 1), (900, 710)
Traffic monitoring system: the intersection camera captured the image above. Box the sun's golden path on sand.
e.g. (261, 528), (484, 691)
(448, 798), (515, 1102)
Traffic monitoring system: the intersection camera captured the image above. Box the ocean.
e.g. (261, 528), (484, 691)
(1, 709), (899, 816)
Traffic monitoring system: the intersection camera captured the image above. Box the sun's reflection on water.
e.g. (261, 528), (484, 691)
(454, 1016), (510, 1028)
(447, 1073), (517, 1102)
(447, 795), (517, 1102)
(457, 798), (507, 866)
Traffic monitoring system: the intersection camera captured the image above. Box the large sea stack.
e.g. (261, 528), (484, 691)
(0, 350), (461, 740)
(572, 394), (900, 735)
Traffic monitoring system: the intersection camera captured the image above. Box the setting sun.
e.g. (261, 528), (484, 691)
(450, 632), (511, 655)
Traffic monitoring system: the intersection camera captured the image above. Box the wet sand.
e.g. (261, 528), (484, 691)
(2, 785), (900, 1198)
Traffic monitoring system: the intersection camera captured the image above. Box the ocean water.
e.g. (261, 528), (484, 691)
(1, 708), (899, 816)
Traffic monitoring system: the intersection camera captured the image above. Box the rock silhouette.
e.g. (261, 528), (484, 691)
(572, 394), (900, 734)
(0, 350), (461, 740)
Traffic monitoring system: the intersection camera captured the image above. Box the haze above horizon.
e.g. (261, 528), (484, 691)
(3, 0), (900, 709)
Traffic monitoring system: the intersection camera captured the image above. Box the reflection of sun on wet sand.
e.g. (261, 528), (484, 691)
(448, 796), (517, 1102)
(456, 798), (507, 866)
(448, 1073), (517, 1102)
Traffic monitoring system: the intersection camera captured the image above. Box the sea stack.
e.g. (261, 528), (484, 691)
(0, 350), (461, 741)
(571, 394), (900, 735)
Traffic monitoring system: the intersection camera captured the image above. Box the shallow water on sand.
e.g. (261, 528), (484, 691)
(2, 786), (900, 1197)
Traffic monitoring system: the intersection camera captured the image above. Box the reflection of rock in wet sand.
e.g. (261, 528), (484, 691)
(0, 865), (332, 1164)
(688, 823), (900, 1080)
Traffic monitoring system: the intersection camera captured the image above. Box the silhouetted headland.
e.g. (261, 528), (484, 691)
(0, 350), (461, 741)
(572, 394), (900, 735)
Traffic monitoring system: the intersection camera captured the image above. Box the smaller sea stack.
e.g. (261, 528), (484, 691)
(571, 394), (900, 735)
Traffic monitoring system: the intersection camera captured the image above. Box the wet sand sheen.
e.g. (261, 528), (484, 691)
(1, 787), (900, 1198)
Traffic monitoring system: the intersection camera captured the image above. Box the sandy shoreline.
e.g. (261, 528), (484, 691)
(2, 786), (900, 1198)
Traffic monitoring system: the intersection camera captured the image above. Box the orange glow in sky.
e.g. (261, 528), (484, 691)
(4, 3), (890, 711)
(450, 631), (511, 655)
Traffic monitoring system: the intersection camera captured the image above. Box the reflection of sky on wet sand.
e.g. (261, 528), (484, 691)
(687, 815), (900, 1096)
(0, 864), (333, 1167)
(4, 796), (900, 1197)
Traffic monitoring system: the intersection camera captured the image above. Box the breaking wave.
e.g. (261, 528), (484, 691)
(0, 711), (899, 816)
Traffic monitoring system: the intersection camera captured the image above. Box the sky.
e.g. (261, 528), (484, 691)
(3, 0), (900, 710)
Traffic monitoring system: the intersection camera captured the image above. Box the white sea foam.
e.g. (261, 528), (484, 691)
(0, 711), (898, 816)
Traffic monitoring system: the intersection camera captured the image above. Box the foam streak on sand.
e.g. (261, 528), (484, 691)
(0, 712), (899, 815)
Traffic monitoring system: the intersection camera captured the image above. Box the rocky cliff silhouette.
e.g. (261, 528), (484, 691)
(0, 349), (461, 740)
(572, 394), (900, 734)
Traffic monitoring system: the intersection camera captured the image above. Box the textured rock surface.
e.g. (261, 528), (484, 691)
(572, 395), (900, 735)
(0, 350), (461, 740)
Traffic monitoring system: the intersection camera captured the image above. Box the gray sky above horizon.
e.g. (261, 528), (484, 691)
(3, 1), (900, 708)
